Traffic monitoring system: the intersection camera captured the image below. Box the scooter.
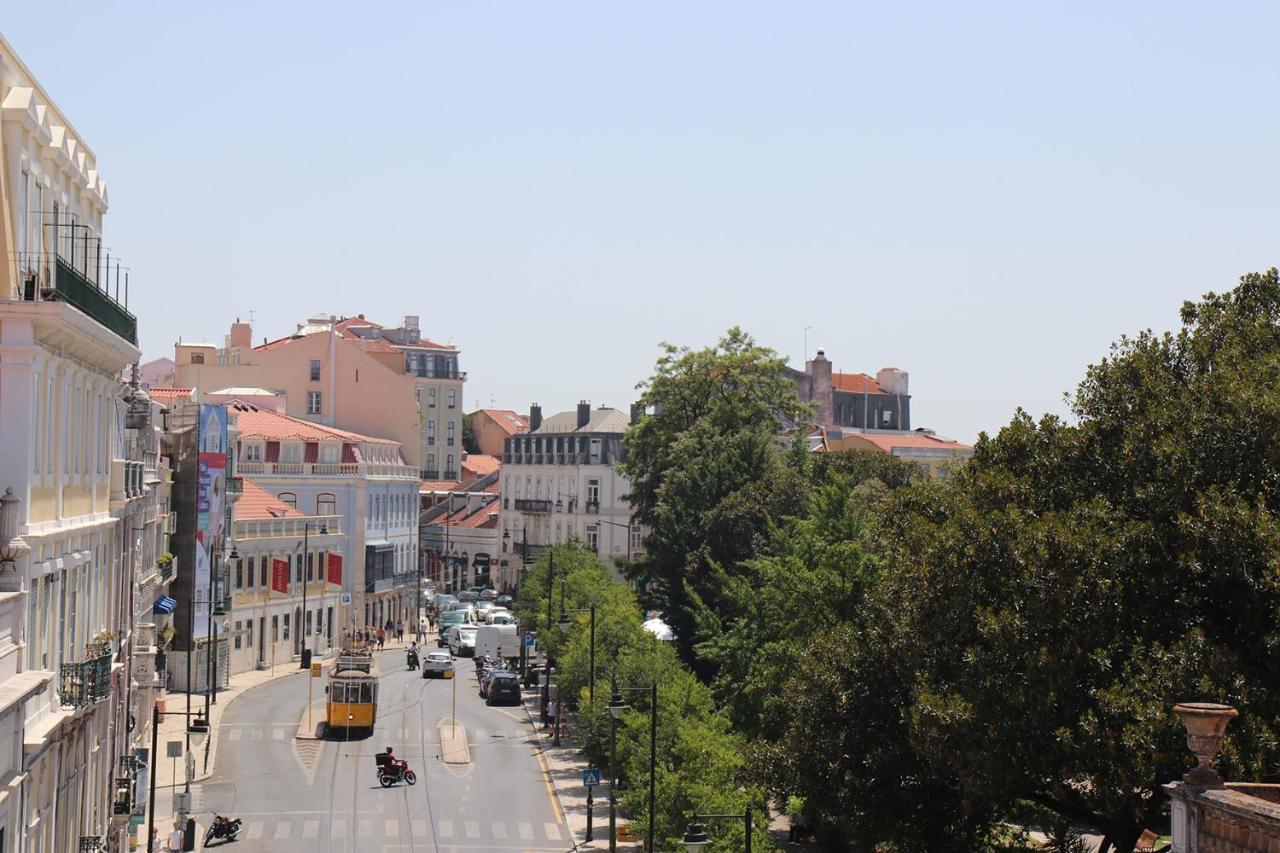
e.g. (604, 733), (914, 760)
(203, 814), (242, 846)
(407, 649), (419, 671)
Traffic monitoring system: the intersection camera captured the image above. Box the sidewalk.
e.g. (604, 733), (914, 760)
(519, 685), (642, 850)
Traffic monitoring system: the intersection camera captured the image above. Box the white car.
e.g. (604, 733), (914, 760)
(446, 625), (477, 657)
(485, 608), (515, 625)
(422, 650), (455, 679)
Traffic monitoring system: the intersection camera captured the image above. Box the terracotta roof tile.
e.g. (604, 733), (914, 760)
(426, 494), (501, 529)
(851, 432), (973, 452)
(236, 478), (306, 519)
(475, 409), (528, 436)
(419, 480), (463, 493)
(230, 404), (399, 445)
(831, 373), (884, 394)
(461, 454), (501, 480)
(149, 387), (194, 403)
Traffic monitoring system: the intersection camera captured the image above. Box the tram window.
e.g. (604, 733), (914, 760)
(360, 683), (374, 703)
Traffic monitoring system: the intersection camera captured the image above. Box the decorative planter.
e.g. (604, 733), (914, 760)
(1173, 702), (1238, 788)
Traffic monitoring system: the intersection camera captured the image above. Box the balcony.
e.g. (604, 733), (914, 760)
(585, 501), (600, 514)
(236, 460), (418, 480)
(59, 645), (114, 708)
(514, 499), (553, 514)
(51, 256), (138, 345)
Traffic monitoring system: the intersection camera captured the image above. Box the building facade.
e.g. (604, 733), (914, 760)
(420, 492), (501, 594)
(499, 404), (643, 577)
(226, 404), (419, 638)
(828, 430), (974, 479)
(469, 408), (528, 458)
(788, 350), (911, 434)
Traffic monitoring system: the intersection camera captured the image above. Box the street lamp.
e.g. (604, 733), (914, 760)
(299, 521), (329, 669)
(607, 680), (659, 853)
(541, 550), (555, 723)
(681, 810), (754, 853)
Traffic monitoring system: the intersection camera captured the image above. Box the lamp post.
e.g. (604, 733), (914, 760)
(608, 681), (658, 853)
(299, 521), (329, 669)
(681, 809), (754, 853)
(593, 517), (634, 562)
(541, 549), (556, 723)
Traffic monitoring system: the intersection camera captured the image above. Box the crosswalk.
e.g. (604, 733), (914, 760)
(235, 816), (565, 844)
(224, 725), (530, 744)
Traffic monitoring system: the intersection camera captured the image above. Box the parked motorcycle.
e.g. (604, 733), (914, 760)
(203, 814), (242, 846)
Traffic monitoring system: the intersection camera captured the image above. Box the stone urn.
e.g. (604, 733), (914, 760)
(1173, 702), (1238, 788)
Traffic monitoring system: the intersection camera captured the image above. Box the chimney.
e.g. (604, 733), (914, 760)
(630, 402), (644, 425)
(529, 404), (542, 432)
(876, 367), (909, 397)
(577, 401), (591, 429)
(228, 320), (252, 349)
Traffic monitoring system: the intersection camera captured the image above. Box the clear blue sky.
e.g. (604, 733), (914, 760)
(7, 3), (1278, 442)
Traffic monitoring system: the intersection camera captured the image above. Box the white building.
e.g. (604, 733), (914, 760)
(226, 403), (419, 638)
(499, 403), (643, 575)
(0, 32), (167, 853)
(227, 479), (343, 675)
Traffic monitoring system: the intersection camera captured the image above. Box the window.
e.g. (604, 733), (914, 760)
(309, 359), (321, 381)
(235, 559), (243, 589)
(278, 492), (297, 508)
(234, 621), (242, 650)
(631, 527), (643, 554)
(282, 613), (290, 641)
(586, 525), (599, 552)
(307, 391), (322, 415)
(428, 387), (437, 408)
(246, 620), (253, 651)
(317, 493), (336, 516)
(191, 352), (205, 365)
(586, 479), (600, 506)
(446, 454), (455, 476)
(247, 557), (256, 588)
(589, 438), (602, 464)
(260, 560), (268, 588)
(447, 389), (456, 409)
(881, 409), (893, 425)
(244, 443), (262, 462)
(272, 614), (279, 642)
(426, 453), (436, 474)
(427, 421), (436, 446)
(415, 387), (421, 406)
(447, 422), (455, 446)
(295, 553), (304, 582)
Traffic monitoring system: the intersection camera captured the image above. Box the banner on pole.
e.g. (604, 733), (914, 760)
(326, 552), (343, 585)
(194, 405), (228, 639)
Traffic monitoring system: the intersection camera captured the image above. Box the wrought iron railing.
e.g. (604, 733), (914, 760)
(54, 257), (137, 344)
(59, 649), (113, 708)
(515, 499), (553, 514)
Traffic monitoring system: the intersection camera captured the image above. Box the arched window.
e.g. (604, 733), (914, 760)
(278, 492), (297, 508)
(317, 493), (336, 516)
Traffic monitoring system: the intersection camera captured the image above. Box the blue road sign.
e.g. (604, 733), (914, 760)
(583, 768), (601, 787)
(524, 633), (535, 647)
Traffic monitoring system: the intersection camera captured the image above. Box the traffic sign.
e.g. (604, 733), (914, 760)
(523, 633), (535, 647)
(341, 592), (352, 605)
(582, 768), (601, 788)
(165, 740), (183, 759)
(310, 662), (322, 678)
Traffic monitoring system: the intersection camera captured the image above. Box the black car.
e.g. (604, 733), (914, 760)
(485, 671), (521, 706)
(495, 595), (514, 608)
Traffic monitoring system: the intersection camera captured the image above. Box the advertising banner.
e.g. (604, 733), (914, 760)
(194, 405), (228, 640)
(271, 558), (290, 594)
(326, 552), (343, 586)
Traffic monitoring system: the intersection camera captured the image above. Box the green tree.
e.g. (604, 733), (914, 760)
(622, 328), (809, 659)
(461, 412), (480, 454)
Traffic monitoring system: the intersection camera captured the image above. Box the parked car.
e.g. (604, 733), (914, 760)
(485, 608), (515, 625)
(479, 588), (499, 601)
(436, 610), (472, 646)
(485, 671), (522, 706)
(474, 600), (497, 620)
(422, 651), (455, 679)
(446, 624), (478, 657)
(457, 590), (479, 603)
(432, 593), (457, 613)
(494, 595), (514, 608)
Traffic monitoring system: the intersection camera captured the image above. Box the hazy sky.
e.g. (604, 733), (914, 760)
(7, 3), (1278, 442)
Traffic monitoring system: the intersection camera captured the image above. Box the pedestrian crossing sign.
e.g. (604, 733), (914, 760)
(583, 768), (601, 787)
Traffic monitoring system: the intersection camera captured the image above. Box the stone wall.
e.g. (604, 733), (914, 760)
(1167, 782), (1280, 852)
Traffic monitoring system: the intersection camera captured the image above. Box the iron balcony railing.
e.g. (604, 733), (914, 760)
(54, 257), (138, 344)
(59, 646), (114, 708)
(514, 499), (553, 514)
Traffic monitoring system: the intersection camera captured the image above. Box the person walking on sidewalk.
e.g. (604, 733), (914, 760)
(165, 821), (184, 852)
(376, 626), (386, 650)
(396, 620), (404, 644)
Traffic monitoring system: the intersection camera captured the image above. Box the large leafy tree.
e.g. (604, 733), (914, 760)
(622, 327), (809, 661)
(768, 269), (1280, 851)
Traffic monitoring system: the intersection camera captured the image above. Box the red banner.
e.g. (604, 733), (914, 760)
(326, 552), (342, 585)
(271, 558), (290, 594)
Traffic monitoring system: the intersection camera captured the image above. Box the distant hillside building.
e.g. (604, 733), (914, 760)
(470, 408), (529, 457)
(788, 350), (910, 433)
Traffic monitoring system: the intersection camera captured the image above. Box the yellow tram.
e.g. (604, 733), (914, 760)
(326, 650), (380, 733)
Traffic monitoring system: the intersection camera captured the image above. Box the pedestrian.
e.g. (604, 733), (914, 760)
(545, 699), (557, 731)
(166, 821), (184, 852)
(376, 626), (385, 650)
(396, 620), (404, 643)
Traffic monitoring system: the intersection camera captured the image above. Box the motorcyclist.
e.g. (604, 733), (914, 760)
(385, 746), (408, 777)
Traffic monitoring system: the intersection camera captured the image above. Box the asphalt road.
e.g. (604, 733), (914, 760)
(197, 648), (569, 852)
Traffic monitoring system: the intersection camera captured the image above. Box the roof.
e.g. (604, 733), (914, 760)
(461, 454), (501, 480)
(231, 404), (399, 445)
(831, 373), (884, 394)
(334, 316), (456, 352)
(420, 480), (463, 493)
(149, 387), (194, 404)
(847, 431), (973, 453)
(254, 334), (303, 352)
(425, 494), (501, 529)
(474, 409), (528, 435)
(208, 386), (282, 397)
(236, 478), (305, 519)
(533, 407), (629, 435)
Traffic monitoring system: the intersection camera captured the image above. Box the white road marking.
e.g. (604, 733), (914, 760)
(385, 819), (399, 837)
(272, 728), (285, 740)
(465, 820), (480, 838)
(358, 819), (373, 837)
(438, 819), (454, 838)
(273, 821), (291, 839)
(246, 822), (263, 840)
(544, 822), (561, 840)
(332, 819), (345, 837)
(412, 819), (427, 836)
(228, 728), (241, 741)
(250, 729), (262, 741)
(518, 822), (534, 840)
(491, 822), (507, 839)
(302, 820), (319, 838)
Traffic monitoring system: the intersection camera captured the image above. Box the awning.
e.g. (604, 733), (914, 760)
(153, 596), (177, 615)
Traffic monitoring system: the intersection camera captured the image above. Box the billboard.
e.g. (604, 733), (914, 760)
(271, 558), (290, 594)
(326, 552), (343, 586)
(194, 405), (228, 640)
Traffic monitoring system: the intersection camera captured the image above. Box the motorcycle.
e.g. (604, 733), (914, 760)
(377, 759), (417, 788)
(203, 814), (242, 846)
(407, 649), (419, 671)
